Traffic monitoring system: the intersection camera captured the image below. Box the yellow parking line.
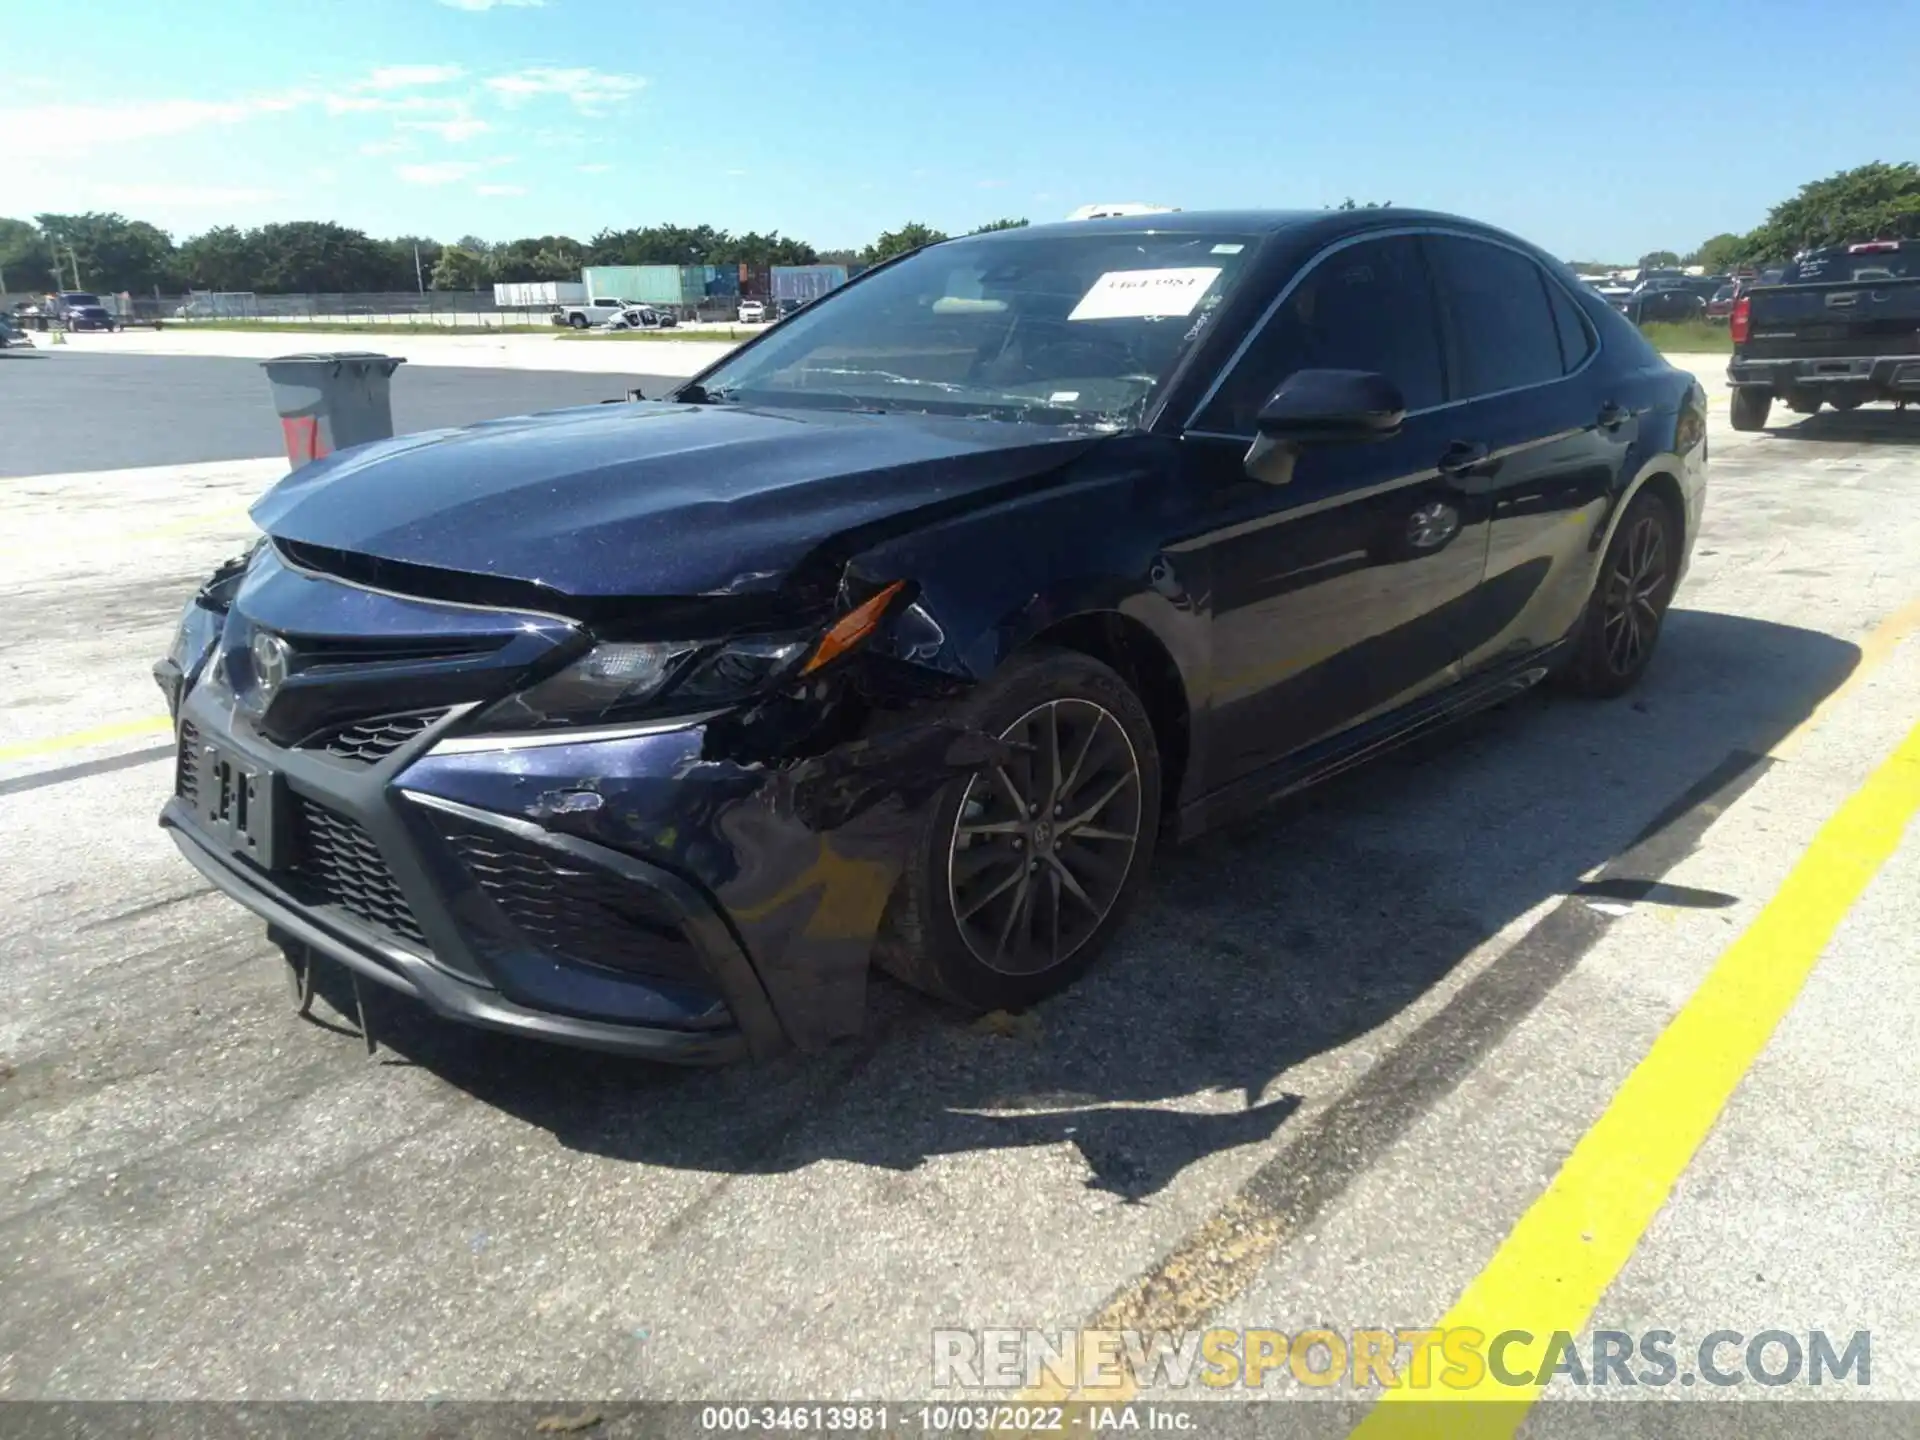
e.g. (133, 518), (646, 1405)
(0, 716), (171, 764)
(1348, 714), (1920, 1439)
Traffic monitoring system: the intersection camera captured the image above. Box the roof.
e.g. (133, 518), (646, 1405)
(959, 207), (1521, 245)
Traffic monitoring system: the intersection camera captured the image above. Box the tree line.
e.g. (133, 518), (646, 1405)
(1570, 161), (1918, 275)
(0, 212), (1030, 297)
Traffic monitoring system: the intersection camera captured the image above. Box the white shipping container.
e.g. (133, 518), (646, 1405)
(493, 281), (587, 306)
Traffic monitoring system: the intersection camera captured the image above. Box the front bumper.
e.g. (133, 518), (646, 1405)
(161, 685), (797, 1063)
(1728, 354), (1920, 394)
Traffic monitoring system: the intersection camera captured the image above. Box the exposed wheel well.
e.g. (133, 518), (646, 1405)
(1634, 469), (1687, 545)
(1026, 611), (1190, 820)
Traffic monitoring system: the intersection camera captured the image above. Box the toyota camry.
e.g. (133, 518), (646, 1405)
(157, 209), (1709, 1063)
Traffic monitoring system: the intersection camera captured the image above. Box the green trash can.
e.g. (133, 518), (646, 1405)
(261, 352), (407, 468)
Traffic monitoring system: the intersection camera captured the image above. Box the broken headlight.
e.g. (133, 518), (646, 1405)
(473, 581), (908, 733)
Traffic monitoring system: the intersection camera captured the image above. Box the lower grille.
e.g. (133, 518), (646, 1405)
(303, 709), (448, 764)
(439, 820), (704, 986)
(176, 721), (201, 806)
(287, 797), (428, 948)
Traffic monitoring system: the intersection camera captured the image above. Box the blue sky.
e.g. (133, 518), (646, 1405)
(3, 0), (1914, 261)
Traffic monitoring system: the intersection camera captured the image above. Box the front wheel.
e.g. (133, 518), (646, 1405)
(874, 648), (1161, 1013)
(1557, 491), (1680, 699)
(1730, 388), (1772, 431)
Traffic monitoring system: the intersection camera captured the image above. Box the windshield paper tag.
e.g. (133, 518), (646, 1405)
(1070, 267), (1222, 321)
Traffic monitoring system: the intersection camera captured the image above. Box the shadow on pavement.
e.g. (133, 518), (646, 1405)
(325, 609), (1860, 1202)
(1766, 405), (1920, 447)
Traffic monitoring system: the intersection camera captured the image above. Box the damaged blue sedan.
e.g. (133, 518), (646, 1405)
(156, 209), (1709, 1063)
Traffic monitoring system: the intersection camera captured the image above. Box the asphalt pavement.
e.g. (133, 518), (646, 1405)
(2, 357), (1918, 1422)
(0, 351), (680, 476)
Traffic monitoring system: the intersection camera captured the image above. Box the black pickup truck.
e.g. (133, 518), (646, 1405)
(1727, 239), (1920, 430)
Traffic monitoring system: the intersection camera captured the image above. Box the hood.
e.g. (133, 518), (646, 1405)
(252, 401), (1104, 601)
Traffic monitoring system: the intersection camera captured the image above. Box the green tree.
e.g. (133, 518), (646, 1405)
(1738, 161), (1920, 261)
(969, 217), (1029, 234)
(1638, 250), (1682, 269)
(1333, 198), (1392, 210)
(431, 245), (495, 291)
(245, 221), (396, 292)
(1685, 233), (1745, 272)
(863, 222), (948, 263)
(33, 212), (174, 291)
(493, 235), (585, 283)
(0, 216), (56, 292)
(170, 225), (261, 292)
(385, 236), (445, 291)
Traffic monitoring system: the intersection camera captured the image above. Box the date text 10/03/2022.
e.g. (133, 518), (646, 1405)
(698, 1405), (1197, 1432)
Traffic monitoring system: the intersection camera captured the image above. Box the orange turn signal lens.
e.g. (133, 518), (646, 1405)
(800, 580), (907, 675)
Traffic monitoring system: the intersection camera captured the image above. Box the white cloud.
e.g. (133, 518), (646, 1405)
(395, 160), (483, 185)
(976, 179), (1008, 190)
(87, 183), (286, 210)
(364, 64), (465, 89)
(576, 162), (612, 174)
(359, 139), (408, 155)
(0, 96), (295, 160)
(326, 93), (463, 115)
(475, 183), (526, 196)
(403, 116), (492, 142)
(439, 0), (545, 8)
(484, 67), (646, 114)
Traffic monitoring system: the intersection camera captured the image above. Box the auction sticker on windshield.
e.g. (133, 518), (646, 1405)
(1069, 267), (1223, 321)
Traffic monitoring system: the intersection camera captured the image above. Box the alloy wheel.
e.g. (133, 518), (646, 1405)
(946, 698), (1143, 976)
(1601, 513), (1670, 676)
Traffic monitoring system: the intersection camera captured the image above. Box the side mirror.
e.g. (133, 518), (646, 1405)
(1244, 369), (1406, 484)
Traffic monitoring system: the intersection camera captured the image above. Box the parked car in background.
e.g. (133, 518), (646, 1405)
(738, 298), (767, 323)
(155, 207), (1707, 1063)
(774, 297), (803, 319)
(601, 304), (678, 331)
(1624, 277), (1706, 324)
(0, 312), (31, 348)
(1728, 239), (1920, 429)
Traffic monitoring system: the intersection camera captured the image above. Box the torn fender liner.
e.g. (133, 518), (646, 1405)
(709, 720), (1014, 1051)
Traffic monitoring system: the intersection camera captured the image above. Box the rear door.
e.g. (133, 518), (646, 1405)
(1172, 232), (1494, 790)
(1422, 233), (1629, 671)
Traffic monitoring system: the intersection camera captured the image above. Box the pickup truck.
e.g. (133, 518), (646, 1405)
(551, 296), (638, 329)
(1727, 239), (1920, 430)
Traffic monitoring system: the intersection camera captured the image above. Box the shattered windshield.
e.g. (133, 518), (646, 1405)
(685, 229), (1259, 429)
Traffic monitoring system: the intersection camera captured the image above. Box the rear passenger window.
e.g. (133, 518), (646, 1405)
(1198, 234), (1445, 433)
(1545, 278), (1595, 372)
(1427, 235), (1566, 397)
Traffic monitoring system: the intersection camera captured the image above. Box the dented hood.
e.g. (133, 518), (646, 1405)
(251, 401), (1103, 598)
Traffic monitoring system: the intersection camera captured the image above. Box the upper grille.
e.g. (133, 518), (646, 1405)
(303, 709), (447, 764)
(287, 797), (427, 948)
(439, 820), (704, 987)
(176, 720), (201, 806)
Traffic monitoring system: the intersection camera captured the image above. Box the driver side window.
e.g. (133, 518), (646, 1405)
(1197, 234), (1446, 434)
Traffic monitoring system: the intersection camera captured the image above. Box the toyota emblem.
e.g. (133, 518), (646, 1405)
(250, 629), (292, 704)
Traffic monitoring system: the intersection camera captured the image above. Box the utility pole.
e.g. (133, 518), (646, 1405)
(414, 242), (425, 294)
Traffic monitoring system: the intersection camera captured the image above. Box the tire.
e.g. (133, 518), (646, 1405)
(873, 647), (1162, 1013)
(1786, 392), (1821, 416)
(1557, 491), (1681, 699)
(1730, 388), (1772, 431)
(568, 312), (589, 330)
(1830, 395), (1865, 412)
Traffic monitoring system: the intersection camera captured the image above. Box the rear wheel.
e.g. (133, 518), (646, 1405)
(568, 312), (589, 330)
(874, 648), (1161, 1013)
(1786, 391), (1821, 415)
(1730, 388), (1772, 431)
(1829, 395), (1865, 412)
(1557, 491), (1680, 699)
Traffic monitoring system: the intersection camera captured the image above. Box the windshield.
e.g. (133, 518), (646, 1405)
(686, 229), (1259, 429)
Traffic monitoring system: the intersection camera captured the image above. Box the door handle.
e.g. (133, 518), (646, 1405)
(1436, 440), (1490, 478)
(1597, 402), (1630, 430)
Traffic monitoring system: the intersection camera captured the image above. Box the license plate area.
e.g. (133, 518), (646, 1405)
(197, 743), (290, 870)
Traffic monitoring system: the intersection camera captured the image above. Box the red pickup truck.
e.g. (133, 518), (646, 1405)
(1727, 240), (1920, 429)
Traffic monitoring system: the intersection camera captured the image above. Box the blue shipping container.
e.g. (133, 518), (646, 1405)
(771, 265), (849, 303)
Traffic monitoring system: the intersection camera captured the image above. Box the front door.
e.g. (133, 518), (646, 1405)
(1169, 233), (1493, 792)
